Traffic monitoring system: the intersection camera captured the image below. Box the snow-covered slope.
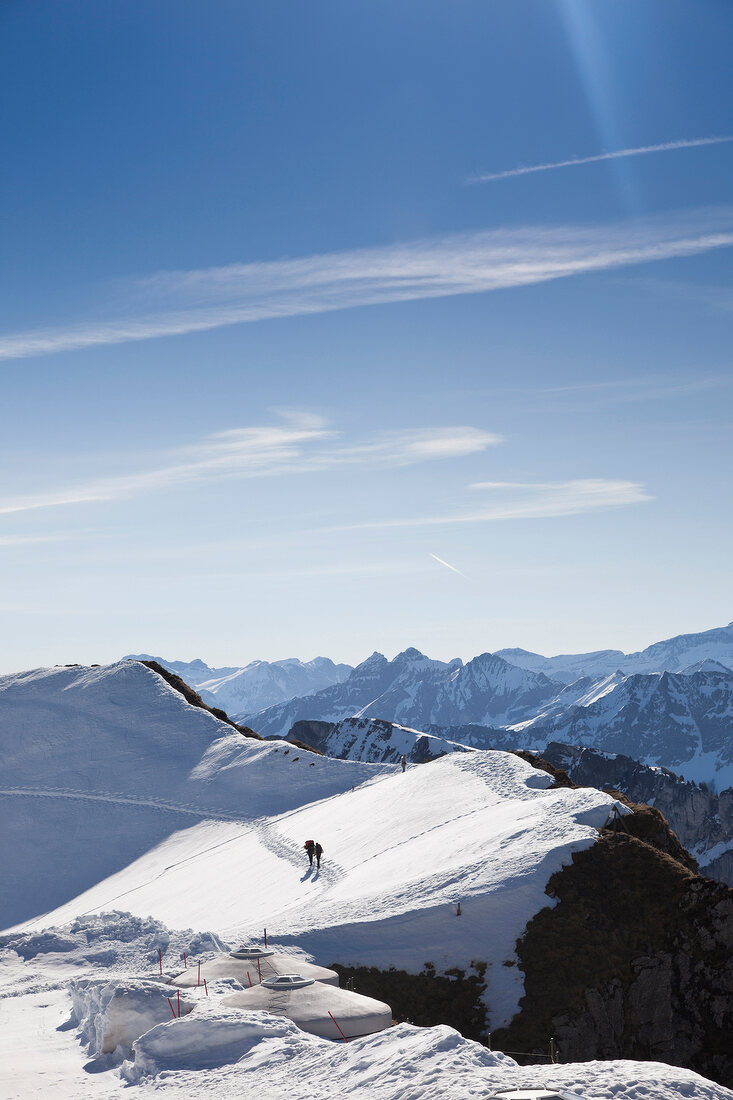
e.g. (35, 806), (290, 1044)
(4, 660), (733, 1099)
(246, 648), (561, 737)
(7, 748), (619, 1030)
(124, 653), (353, 716)
(0, 661), (386, 928)
(511, 665), (733, 788)
(4, 919), (731, 1100)
(496, 622), (733, 683)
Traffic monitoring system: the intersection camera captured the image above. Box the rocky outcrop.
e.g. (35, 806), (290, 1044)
(542, 742), (733, 886)
(494, 822), (733, 1089)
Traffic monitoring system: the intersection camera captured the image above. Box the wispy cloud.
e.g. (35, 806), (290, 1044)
(0, 533), (74, 548)
(3, 208), (733, 361)
(0, 416), (500, 516)
(470, 136), (733, 183)
(344, 478), (651, 530)
(429, 552), (469, 579)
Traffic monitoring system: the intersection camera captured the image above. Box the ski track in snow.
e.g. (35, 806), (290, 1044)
(0, 786), (251, 822)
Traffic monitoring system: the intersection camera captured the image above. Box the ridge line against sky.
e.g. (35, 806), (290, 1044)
(469, 135), (733, 183)
(2, 207), (733, 362)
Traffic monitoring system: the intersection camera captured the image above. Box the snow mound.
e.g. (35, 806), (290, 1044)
(121, 1004), (302, 1082)
(70, 976), (194, 1057)
(0, 911), (226, 974)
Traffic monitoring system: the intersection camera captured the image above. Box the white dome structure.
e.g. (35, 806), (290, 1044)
(222, 974), (392, 1040)
(170, 948), (338, 989)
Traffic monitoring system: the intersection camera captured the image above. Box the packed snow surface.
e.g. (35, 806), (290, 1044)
(0, 660), (389, 927)
(3, 913), (732, 1100)
(7, 742), (621, 1029)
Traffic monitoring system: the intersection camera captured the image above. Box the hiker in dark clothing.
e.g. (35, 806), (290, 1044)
(304, 839), (315, 866)
(400, 754), (407, 773)
(314, 842), (323, 869)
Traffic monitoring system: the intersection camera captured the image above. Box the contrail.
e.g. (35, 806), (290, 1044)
(429, 552), (468, 578)
(470, 136), (733, 183)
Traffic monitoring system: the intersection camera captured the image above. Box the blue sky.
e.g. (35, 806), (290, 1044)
(1, 0), (732, 671)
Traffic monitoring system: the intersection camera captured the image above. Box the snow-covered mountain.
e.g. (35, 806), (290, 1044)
(2, 659), (618, 1028)
(511, 664), (733, 789)
(0, 661), (379, 929)
(288, 715), (475, 764)
(496, 621), (733, 683)
(124, 653), (353, 716)
(4, 659), (733, 1095)
(245, 647), (562, 737)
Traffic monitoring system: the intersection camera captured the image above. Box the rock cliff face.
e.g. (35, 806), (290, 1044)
(541, 741), (733, 886)
(494, 813), (733, 1089)
(287, 716), (472, 764)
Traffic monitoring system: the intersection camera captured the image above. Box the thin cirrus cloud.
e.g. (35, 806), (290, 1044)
(346, 478), (651, 530)
(0, 417), (501, 517)
(2, 207), (733, 361)
(469, 136), (733, 183)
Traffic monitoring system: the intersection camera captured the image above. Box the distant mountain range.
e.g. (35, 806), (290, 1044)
(495, 621), (733, 683)
(127, 621), (733, 789)
(124, 653), (352, 715)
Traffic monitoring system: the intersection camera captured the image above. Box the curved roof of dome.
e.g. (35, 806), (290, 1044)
(170, 951), (338, 989)
(222, 980), (392, 1040)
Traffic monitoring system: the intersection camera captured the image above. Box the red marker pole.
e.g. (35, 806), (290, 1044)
(247, 971), (252, 987)
(177, 989), (181, 1018)
(204, 978), (208, 998)
(197, 960), (201, 987)
(183, 952), (187, 969)
(257, 956), (262, 982)
(158, 948), (162, 975)
(328, 1011), (348, 1043)
(167, 997), (177, 1020)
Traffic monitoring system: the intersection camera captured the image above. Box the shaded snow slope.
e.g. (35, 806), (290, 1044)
(0, 661), (389, 928)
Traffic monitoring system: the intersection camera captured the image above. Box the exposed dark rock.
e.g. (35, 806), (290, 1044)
(287, 720), (334, 754)
(493, 828), (733, 1089)
(330, 961), (488, 1041)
